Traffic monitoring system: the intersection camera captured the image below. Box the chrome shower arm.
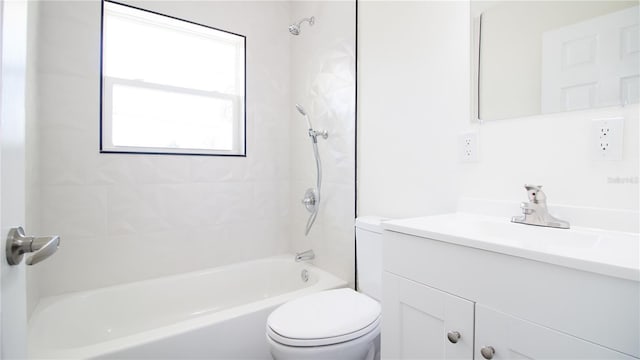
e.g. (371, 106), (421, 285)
(295, 17), (315, 27)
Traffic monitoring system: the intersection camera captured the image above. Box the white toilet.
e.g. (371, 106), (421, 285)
(266, 217), (384, 360)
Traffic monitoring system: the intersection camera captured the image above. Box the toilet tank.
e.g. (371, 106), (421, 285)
(355, 216), (386, 301)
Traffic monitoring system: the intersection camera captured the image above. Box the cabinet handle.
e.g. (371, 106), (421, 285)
(446, 331), (461, 343)
(480, 346), (495, 359)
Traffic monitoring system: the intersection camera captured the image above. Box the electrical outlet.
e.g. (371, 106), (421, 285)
(459, 132), (479, 162)
(592, 117), (624, 161)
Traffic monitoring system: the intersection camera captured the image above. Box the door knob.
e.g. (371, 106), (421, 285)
(480, 346), (495, 359)
(447, 331), (461, 343)
(6, 227), (60, 266)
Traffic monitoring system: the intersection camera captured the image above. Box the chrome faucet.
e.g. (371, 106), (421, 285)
(511, 185), (570, 229)
(294, 249), (315, 262)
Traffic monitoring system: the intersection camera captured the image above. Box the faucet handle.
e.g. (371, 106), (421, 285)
(524, 184), (545, 203)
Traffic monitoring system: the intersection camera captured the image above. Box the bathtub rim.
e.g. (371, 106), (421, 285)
(28, 254), (348, 359)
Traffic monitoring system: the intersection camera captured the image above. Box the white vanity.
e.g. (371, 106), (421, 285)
(380, 210), (639, 359)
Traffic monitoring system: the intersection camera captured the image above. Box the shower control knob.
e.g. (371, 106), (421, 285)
(302, 188), (317, 213)
(480, 346), (495, 359)
(446, 331), (461, 344)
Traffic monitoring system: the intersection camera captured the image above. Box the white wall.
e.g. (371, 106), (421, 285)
(358, 1), (638, 221)
(358, 1), (467, 218)
(461, 104), (639, 211)
(289, 1), (356, 286)
(29, 1), (292, 299)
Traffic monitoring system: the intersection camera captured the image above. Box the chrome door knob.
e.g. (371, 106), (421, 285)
(446, 331), (461, 343)
(480, 346), (495, 359)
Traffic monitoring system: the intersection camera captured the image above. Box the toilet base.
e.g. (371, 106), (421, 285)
(267, 331), (380, 360)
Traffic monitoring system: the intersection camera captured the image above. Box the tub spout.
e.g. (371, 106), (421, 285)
(295, 250), (315, 262)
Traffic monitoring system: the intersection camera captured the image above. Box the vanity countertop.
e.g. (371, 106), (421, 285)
(383, 213), (640, 282)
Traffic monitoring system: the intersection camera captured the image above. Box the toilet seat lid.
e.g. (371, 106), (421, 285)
(267, 288), (381, 347)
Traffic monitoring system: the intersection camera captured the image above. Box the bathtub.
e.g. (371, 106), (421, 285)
(28, 255), (347, 359)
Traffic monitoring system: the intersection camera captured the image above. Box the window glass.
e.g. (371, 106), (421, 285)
(101, 1), (246, 156)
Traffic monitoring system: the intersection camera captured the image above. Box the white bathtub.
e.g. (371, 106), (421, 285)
(28, 255), (347, 359)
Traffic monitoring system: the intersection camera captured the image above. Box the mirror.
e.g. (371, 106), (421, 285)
(472, 1), (640, 121)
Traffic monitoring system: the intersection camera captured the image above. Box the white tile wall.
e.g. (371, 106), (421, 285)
(28, 0), (357, 308)
(29, 1), (294, 299)
(289, 1), (357, 286)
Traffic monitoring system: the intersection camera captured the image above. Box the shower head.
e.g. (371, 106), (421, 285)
(288, 24), (300, 36)
(295, 104), (313, 129)
(288, 16), (315, 35)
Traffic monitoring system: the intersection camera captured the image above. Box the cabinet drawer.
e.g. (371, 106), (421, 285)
(382, 272), (474, 360)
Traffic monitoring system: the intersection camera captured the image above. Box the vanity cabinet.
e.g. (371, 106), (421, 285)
(381, 228), (640, 360)
(382, 272), (474, 359)
(382, 274), (635, 360)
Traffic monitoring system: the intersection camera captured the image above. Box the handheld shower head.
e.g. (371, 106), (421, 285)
(295, 103), (313, 130)
(288, 16), (315, 35)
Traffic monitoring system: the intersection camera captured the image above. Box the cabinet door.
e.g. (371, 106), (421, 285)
(475, 304), (637, 360)
(382, 272), (474, 360)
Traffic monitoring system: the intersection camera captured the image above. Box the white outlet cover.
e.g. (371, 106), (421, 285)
(459, 132), (479, 162)
(592, 117), (624, 161)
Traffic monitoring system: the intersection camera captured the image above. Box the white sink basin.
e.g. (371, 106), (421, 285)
(383, 213), (640, 281)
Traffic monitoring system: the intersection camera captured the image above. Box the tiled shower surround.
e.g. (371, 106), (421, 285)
(289, 1), (356, 287)
(26, 0), (355, 311)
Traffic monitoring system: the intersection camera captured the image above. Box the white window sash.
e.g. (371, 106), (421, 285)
(104, 2), (242, 48)
(102, 76), (245, 156)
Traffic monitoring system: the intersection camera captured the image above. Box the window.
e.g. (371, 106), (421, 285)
(101, 1), (246, 156)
